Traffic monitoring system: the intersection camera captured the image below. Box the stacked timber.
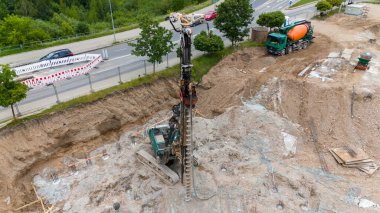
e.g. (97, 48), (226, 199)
(329, 147), (378, 175)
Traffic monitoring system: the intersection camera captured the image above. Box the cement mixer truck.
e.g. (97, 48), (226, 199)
(266, 20), (314, 55)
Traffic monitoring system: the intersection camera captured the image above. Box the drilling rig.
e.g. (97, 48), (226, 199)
(135, 13), (198, 202)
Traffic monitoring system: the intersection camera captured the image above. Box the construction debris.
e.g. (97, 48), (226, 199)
(329, 147), (378, 175)
(341, 48), (354, 61)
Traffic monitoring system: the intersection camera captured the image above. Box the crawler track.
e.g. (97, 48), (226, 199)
(136, 150), (180, 185)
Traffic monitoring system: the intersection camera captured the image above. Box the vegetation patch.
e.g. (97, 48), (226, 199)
(313, 8), (341, 20)
(363, 0), (380, 3)
(290, 0), (317, 8)
(0, 0), (213, 57)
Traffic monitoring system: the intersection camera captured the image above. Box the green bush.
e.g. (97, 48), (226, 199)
(61, 21), (75, 36)
(0, 15), (32, 46)
(257, 11), (285, 29)
(89, 22), (110, 33)
(326, 0), (343, 6)
(194, 30), (224, 53)
(27, 29), (51, 42)
(316, 0), (332, 12)
(32, 20), (58, 37)
(76, 22), (90, 35)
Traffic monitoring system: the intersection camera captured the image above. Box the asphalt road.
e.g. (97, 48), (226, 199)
(0, 0), (317, 122)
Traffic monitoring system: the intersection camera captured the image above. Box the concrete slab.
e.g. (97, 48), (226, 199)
(341, 48), (354, 60)
(328, 52), (341, 58)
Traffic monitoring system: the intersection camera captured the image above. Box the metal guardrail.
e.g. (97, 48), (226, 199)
(21, 55), (102, 89)
(13, 54), (101, 75)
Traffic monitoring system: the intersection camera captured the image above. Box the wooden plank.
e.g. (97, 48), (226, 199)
(13, 199), (40, 211)
(329, 149), (344, 164)
(331, 147), (369, 164)
(344, 159), (373, 165)
(359, 163), (378, 175)
(32, 183), (46, 213)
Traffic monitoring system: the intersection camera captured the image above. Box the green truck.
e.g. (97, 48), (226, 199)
(266, 20), (314, 55)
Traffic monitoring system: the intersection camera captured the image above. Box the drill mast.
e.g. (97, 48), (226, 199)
(170, 17), (197, 202)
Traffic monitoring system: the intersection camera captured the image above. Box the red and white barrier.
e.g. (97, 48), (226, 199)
(21, 55), (102, 89)
(13, 54), (100, 76)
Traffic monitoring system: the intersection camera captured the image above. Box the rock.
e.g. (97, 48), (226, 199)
(276, 202), (284, 210)
(95, 193), (105, 205)
(300, 203), (309, 212)
(151, 183), (162, 191)
(356, 197), (379, 208)
(113, 202), (120, 210)
(221, 164), (227, 172)
(63, 202), (71, 211)
(3, 196), (10, 205)
(356, 88), (374, 102)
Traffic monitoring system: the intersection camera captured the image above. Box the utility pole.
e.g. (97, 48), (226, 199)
(108, 0), (116, 43)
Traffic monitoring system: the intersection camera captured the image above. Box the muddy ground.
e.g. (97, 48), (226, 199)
(1, 4), (380, 213)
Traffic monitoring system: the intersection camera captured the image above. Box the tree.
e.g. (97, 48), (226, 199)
(316, 0), (332, 13)
(0, 65), (28, 119)
(34, 0), (53, 20)
(171, 0), (185, 11)
(0, 15), (32, 46)
(194, 30), (224, 53)
(88, 0), (107, 23)
(15, 0), (37, 17)
(214, 0), (254, 46)
(129, 17), (174, 73)
(0, 2), (9, 20)
(326, 0), (342, 7)
(256, 11), (285, 30)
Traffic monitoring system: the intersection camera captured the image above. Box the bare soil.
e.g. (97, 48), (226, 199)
(1, 5), (380, 213)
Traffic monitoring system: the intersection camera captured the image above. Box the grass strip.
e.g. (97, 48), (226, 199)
(313, 8), (341, 20)
(363, 0), (380, 3)
(290, 0), (317, 8)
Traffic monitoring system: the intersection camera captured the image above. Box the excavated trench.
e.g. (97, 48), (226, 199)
(0, 78), (179, 212)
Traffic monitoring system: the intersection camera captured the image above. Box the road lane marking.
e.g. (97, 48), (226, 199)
(114, 47), (131, 52)
(108, 54), (132, 61)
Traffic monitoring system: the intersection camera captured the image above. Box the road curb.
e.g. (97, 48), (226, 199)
(286, 1), (317, 10)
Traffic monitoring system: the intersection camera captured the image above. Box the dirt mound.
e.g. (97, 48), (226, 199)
(197, 34), (338, 117)
(0, 78), (178, 212)
(255, 77), (380, 158)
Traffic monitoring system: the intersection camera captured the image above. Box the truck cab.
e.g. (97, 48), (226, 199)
(266, 33), (287, 55)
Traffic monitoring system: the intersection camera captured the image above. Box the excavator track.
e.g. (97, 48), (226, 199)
(135, 150), (180, 185)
